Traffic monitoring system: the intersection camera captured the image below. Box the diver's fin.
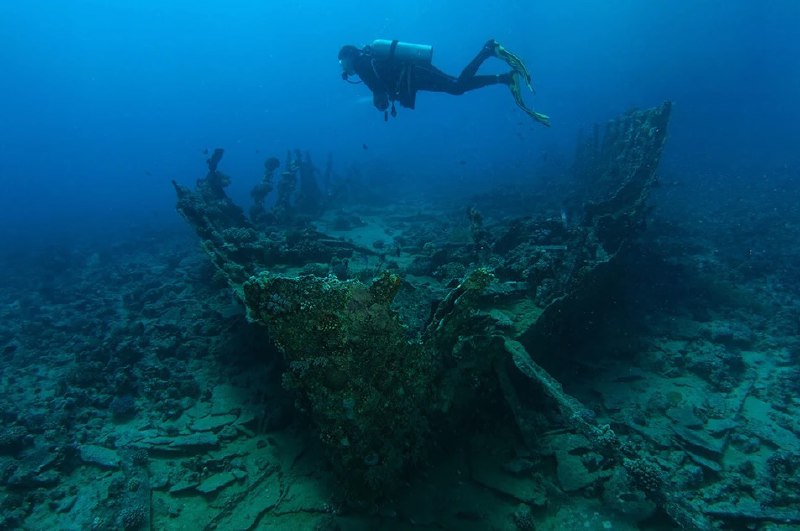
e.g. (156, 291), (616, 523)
(493, 42), (534, 93)
(526, 109), (552, 127)
(509, 72), (551, 127)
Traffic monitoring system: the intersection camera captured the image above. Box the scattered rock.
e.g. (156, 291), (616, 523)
(666, 405), (704, 429)
(556, 451), (603, 492)
(743, 397), (800, 453)
(540, 426), (611, 493)
(704, 500), (800, 525)
(169, 479), (200, 494)
(6, 469), (60, 489)
(706, 418), (738, 436)
(139, 432), (220, 452)
(218, 424), (239, 441)
(471, 456), (547, 506)
(115, 428), (159, 448)
(672, 425), (725, 457)
(207, 447), (245, 463)
(170, 432), (220, 449)
(685, 449), (723, 473)
(190, 414), (237, 432)
(685, 340), (747, 392)
(488, 309), (514, 329)
(703, 320), (756, 349)
(233, 423), (256, 438)
(209, 470), (281, 529)
(601, 468), (656, 524)
(196, 471), (237, 494)
(79, 444), (120, 469)
(0, 425), (29, 454)
(55, 495), (77, 513)
(501, 457), (537, 476)
(150, 474), (169, 490)
(234, 410), (258, 431)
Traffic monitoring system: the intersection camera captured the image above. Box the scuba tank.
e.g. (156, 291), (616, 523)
(370, 39), (433, 63)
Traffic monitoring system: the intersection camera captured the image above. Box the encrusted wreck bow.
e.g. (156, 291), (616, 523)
(173, 103), (707, 526)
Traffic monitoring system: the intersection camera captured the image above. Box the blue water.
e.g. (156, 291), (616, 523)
(0, 1), (797, 249)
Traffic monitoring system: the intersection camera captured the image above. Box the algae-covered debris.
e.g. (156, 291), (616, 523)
(175, 103), (676, 507)
(243, 271), (433, 497)
(239, 266), (505, 498)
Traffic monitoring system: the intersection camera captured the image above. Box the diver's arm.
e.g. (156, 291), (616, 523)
(373, 91), (389, 111)
(355, 56), (391, 112)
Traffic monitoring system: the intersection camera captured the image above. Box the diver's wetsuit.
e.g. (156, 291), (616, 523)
(352, 43), (509, 112)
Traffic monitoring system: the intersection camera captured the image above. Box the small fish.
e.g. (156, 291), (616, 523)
(362, 143), (368, 150)
(202, 148), (209, 155)
(459, 160), (467, 165)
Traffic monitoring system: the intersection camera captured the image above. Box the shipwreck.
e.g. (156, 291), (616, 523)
(174, 102), (718, 528)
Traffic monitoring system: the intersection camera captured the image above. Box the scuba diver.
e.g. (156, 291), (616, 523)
(338, 39), (550, 126)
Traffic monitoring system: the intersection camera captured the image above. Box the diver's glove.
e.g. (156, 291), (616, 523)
(508, 72), (551, 127)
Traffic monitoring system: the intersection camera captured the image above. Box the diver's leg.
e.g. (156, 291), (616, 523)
(415, 65), (470, 95)
(492, 42), (534, 93)
(507, 72), (550, 126)
(420, 69), (510, 96)
(455, 72), (512, 93)
(459, 40), (535, 93)
(421, 66), (513, 95)
(457, 40), (498, 81)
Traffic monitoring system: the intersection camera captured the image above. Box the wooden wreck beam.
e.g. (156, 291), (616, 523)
(501, 338), (714, 531)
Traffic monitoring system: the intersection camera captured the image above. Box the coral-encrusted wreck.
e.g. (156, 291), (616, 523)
(174, 103), (709, 526)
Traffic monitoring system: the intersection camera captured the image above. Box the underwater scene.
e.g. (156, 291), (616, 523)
(1, 1), (799, 530)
